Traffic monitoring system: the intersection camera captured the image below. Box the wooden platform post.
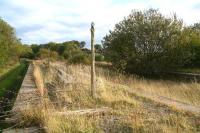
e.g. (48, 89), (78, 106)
(91, 22), (96, 98)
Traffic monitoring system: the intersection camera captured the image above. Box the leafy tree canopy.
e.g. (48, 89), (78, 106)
(103, 9), (192, 74)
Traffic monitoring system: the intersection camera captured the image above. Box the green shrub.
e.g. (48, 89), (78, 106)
(95, 54), (104, 61)
(69, 53), (90, 64)
(38, 48), (59, 60)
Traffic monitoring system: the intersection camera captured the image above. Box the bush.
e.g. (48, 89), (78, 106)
(38, 49), (59, 60)
(95, 54), (104, 61)
(69, 53), (90, 64)
(187, 24), (200, 67)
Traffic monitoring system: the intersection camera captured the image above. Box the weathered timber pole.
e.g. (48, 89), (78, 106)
(91, 22), (96, 98)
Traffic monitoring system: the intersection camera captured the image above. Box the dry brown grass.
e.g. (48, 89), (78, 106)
(33, 61), (45, 96)
(20, 61), (200, 133)
(133, 79), (200, 107)
(96, 67), (200, 107)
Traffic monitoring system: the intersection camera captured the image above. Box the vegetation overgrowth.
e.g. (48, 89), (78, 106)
(0, 61), (28, 98)
(0, 7), (200, 132)
(18, 61), (200, 133)
(1, 9), (200, 75)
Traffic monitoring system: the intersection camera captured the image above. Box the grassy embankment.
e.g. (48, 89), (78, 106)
(0, 63), (19, 79)
(19, 61), (200, 133)
(0, 61), (29, 131)
(0, 61), (28, 98)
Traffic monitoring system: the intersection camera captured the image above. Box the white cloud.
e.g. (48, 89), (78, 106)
(0, 0), (200, 47)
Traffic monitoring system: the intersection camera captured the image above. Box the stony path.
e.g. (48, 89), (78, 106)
(3, 127), (42, 133)
(135, 89), (200, 114)
(3, 64), (42, 133)
(12, 64), (41, 112)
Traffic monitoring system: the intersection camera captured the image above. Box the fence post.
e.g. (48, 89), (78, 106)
(91, 22), (96, 98)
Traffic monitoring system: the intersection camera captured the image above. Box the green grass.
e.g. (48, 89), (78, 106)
(0, 62), (28, 97)
(0, 63), (19, 78)
(0, 61), (29, 132)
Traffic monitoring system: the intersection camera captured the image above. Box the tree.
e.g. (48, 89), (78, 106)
(30, 40), (90, 62)
(16, 44), (33, 59)
(44, 42), (59, 52)
(0, 18), (21, 67)
(62, 43), (80, 59)
(187, 23), (200, 67)
(94, 44), (102, 53)
(31, 44), (40, 54)
(103, 9), (192, 74)
(80, 41), (86, 49)
(38, 48), (58, 60)
(191, 23), (200, 32)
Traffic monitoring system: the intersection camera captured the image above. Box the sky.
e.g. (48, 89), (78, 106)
(0, 0), (200, 47)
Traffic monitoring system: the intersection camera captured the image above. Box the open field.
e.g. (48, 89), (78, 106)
(15, 61), (199, 133)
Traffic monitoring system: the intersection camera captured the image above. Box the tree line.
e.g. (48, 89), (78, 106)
(31, 41), (90, 64)
(1, 8), (200, 75)
(30, 41), (104, 63)
(0, 17), (104, 70)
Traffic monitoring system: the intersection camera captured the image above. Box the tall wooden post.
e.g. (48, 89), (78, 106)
(91, 22), (96, 98)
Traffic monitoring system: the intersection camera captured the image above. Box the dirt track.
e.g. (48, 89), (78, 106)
(134, 89), (200, 115)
